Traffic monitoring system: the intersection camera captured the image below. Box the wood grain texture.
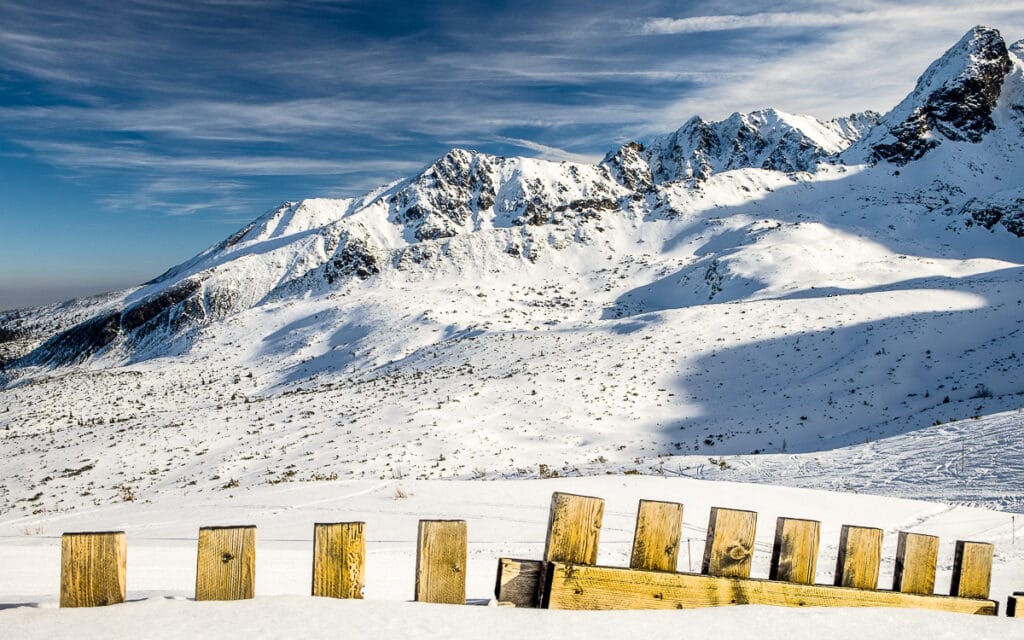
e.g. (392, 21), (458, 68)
(415, 520), (467, 604)
(60, 531), (126, 608)
(312, 522), (365, 599)
(702, 507), (757, 578)
(1007, 593), (1021, 618)
(630, 500), (684, 572)
(195, 525), (256, 601)
(893, 532), (938, 595)
(494, 558), (544, 608)
(542, 562), (997, 615)
(543, 492), (604, 565)
(950, 540), (993, 599)
(834, 525), (882, 589)
(768, 518), (820, 585)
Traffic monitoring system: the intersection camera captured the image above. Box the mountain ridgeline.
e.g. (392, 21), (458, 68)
(2, 25), (1023, 374)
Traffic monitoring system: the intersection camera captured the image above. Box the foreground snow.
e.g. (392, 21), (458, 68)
(0, 477), (1021, 638)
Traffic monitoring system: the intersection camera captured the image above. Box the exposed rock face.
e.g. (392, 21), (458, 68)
(961, 191), (1024, 236)
(395, 149), (498, 240)
(604, 108), (877, 187)
(869, 26), (1012, 164)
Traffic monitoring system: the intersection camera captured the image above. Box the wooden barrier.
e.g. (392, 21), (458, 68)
(835, 525), (883, 589)
(312, 522), (365, 599)
(60, 531), (126, 608)
(630, 500), (684, 572)
(195, 525), (256, 601)
(415, 520), (467, 604)
(768, 517), (819, 584)
(893, 532), (938, 594)
(498, 492), (1000, 615)
(950, 540), (994, 599)
(48, 492), (1007, 618)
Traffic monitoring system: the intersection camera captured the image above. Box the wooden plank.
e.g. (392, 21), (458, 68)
(543, 492), (604, 564)
(702, 507), (757, 578)
(950, 540), (993, 599)
(195, 525), (256, 601)
(415, 520), (467, 604)
(542, 562), (997, 615)
(494, 558), (544, 608)
(768, 517), (819, 585)
(630, 500), (684, 572)
(834, 525), (882, 589)
(1007, 592), (1022, 618)
(312, 522), (365, 599)
(893, 532), (938, 595)
(60, 531), (127, 608)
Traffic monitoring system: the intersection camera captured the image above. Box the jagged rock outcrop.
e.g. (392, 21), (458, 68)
(604, 108), (877, 187)
(961, 190), (1024, 236)
(864, 26), (1013, 164)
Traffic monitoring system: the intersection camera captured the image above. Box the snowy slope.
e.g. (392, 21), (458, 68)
(0, 26), (1023, 519)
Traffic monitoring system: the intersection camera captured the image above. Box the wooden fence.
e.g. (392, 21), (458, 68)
(52, 491), (1021, 618)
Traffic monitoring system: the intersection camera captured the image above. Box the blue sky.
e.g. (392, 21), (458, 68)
(1, 1), (1023, 309)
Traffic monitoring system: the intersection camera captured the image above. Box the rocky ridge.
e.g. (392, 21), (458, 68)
(2, 25), (1022, 375)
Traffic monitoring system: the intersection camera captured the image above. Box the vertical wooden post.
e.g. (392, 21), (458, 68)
(768, 517), (820, 584)
(543, 492), (604, 564)
(892, 532), (938, 595)
(630, 500), (684, 572)
(195, 525), (256, 601)
(950, 540), (993, 599)
(701, 507), (757, 578)
(415, 520), (467, 604)
(312, 522), (365, 599)
(834, 525), (882, 589)
(60, 531), (126, 607)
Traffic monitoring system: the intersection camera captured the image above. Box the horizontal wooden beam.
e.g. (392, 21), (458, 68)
(542, 562), (997, 615)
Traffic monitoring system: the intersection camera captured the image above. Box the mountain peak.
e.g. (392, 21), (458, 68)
(865, 25), (1012, 164)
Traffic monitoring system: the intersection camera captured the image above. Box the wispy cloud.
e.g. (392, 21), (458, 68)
(497, 138), (604, 164)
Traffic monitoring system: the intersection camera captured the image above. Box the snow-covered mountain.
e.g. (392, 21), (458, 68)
(1, 26), (1022, 516)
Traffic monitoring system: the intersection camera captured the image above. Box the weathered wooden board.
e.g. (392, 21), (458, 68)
(415, 520), (467, 604)
(702, 507), (757, 578)
(195, 525), (256, 601)
(950, 540), (993, 599)
(312, 522), (365, 599)
(834, 525), (882, 589)
(494, 558), (544, 608)
(60, 531), (127, 608)
(768, 518), (819, 585)
(630, 500), (684, 572)
(544, 492), (604, 565)
(542, 562), (997, 615)
(893, 532), (938, 595)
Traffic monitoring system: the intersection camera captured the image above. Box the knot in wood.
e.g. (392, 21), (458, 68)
(221, 551), (235, 563)
(727, 544), (750, 561)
